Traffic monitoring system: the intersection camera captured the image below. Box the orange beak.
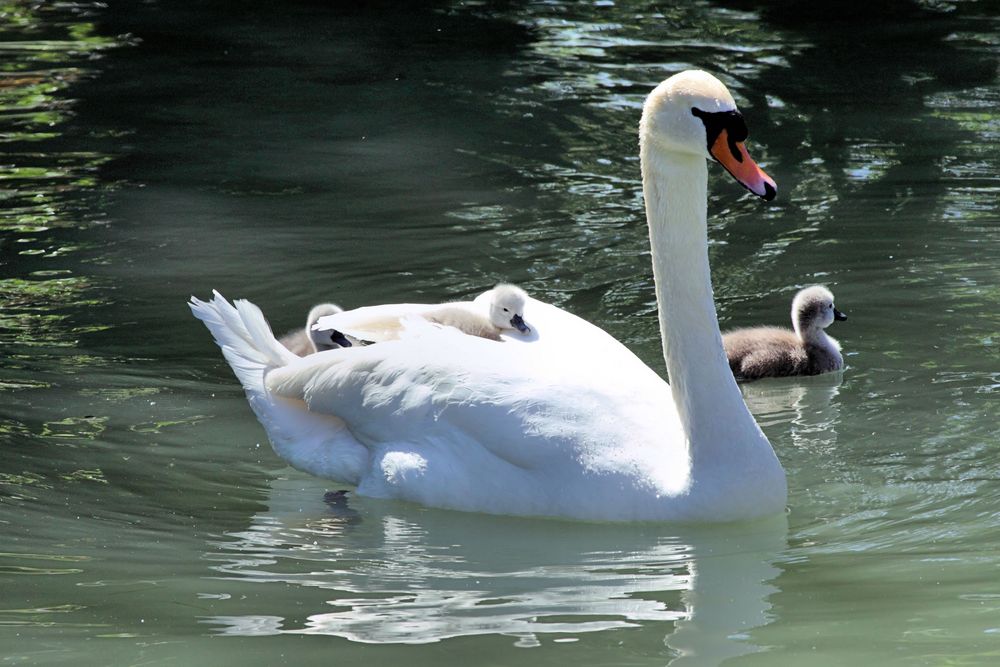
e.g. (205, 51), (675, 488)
(710, 129), (776, 201)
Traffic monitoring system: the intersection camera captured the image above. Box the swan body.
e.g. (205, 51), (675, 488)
(723, 286), (847, 380)
(311, 283), (531, 346)
(191, 70), (787, 522)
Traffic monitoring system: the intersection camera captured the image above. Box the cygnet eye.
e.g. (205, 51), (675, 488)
(503, 307), (509, 312)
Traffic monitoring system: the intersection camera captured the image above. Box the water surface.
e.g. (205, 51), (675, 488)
(2, 1), (999, 664)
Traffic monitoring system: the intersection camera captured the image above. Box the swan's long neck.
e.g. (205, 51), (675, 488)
(640, 142), (767, 472)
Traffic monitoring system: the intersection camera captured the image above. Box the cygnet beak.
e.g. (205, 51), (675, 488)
(510, 314), (530, 333)
(834, 308), (847, 322)
(326, 330), (353, 347)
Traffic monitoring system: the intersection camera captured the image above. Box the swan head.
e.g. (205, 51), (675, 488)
(640, 70), (776, 200)
(791, 285), (847, 339)
(489, 283), (530, 334)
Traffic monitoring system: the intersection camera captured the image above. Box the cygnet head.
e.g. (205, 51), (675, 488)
(489, 283), (530, 334)
(792, 286), (847, 339)
(640, 70), (776, 200)
(306, 303), (351, 352)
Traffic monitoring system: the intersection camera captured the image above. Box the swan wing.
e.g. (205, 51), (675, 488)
(194, 292), (686, 519)
(266, 298), (686, 517)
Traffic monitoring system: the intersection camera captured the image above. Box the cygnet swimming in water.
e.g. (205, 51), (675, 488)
(311, 283), (531, 347)
(278, 303), (352, 356)
(722, 285), (847, 381)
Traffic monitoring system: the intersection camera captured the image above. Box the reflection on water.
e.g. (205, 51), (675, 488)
(204, 477), (785, 663)
(741, 372), (844, 456)
(0, 3), (123, 238)
(0, 3), (130, 569)
(0, 3), (126, 400)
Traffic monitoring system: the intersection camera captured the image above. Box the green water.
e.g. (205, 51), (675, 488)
(2, 1), (999, 664)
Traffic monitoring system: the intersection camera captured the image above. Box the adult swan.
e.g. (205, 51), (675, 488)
(190, 71), (786, 522)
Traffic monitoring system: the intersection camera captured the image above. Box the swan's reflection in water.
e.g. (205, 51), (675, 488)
(740, 372), (844, 455)
(205, 476), (786, 663)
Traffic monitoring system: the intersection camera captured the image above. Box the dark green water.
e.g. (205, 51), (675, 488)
(2, 1), (999, 664)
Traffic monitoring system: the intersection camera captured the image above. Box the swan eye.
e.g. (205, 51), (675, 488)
(503, 307), (509, 312)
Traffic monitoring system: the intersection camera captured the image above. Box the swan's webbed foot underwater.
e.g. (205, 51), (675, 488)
(324, 490), (350, 505)
(320, 489), (362, 523)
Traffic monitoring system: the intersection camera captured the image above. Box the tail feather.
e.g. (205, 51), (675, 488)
(190, 291), (368, 485)
(233, 297), (300, 366)
(189, 290), (298, 391)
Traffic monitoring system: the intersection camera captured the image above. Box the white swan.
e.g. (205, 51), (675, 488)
(190, 70), (786, 522)
(311, 283), (531, 347)
(723, 285), (847, 380)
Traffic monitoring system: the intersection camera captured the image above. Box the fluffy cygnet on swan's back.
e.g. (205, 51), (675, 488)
(311, 283), (531, 347)
(425, 283), (531, 341)
(278, 303), (351, 356)
(722, 285), (847, 381)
